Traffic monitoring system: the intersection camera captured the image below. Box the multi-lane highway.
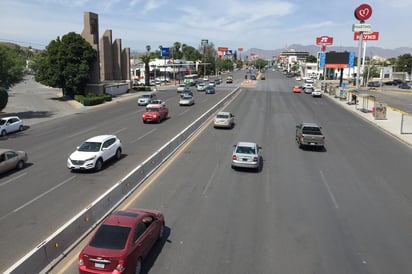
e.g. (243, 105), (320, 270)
(0, 78), (238, 272)
(4, 70), (412, 273)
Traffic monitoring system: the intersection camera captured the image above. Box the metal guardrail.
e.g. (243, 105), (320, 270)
(6, 87), (240, 274)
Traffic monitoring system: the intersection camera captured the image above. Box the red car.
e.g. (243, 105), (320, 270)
(142, 104), (168, 123)
(292, 85), (302, 93)
(78, 208), (165, 274)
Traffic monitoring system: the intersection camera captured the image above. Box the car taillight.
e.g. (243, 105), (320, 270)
(78, 253), (84, 266)
(232, 155), (237, 160)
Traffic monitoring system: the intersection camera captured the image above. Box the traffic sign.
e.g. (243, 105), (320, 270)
(352, 23), (372, 32)
(160, 47), (170, 57)
(201, 39), (208, 46)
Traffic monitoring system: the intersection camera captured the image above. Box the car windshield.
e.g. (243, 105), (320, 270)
(217, 114), (229, 119)
(236, 146), (256, 154)
(141, 94), (152, 98)
(89, 224), (131, 250)
(302, 127), (322, 135)
(146, 108), (159, 112)
(78, 142), (102, 152)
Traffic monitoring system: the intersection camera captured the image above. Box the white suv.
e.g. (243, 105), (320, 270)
(67, 135), (122, 171)
(138, 93), (156, 106)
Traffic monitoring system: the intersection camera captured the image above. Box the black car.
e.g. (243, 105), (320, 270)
(367, 81), (381, 87)
(398, 82), (411, 89)
(205, 86), (215, 94)
(385, 79), (404, 86)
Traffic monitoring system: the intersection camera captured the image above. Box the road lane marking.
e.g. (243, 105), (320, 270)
(66, 126), (98, 139)
(112, 127), (127, 135)
(177, 109), (191, 116)
(202, 163), (219, 195)
(319, 170), (339, 209)
(0, 176), (76, 221)
(130, 128), (157, 143)
(0, 172), (27, 187)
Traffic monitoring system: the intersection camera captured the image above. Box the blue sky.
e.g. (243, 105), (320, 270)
(1, 0), (411, 52)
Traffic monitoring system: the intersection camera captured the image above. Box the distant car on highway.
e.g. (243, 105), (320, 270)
(205, 86), (215, 94)
(78, 208), (165, 274)
(231, 142), (262, 171)
(177, 84), (187, 93)
(179, 94), (195, 106)
(0, 116), (24, 137)
(197, 82), (206, 91)
(138, 93), (156, 106)
(311, 89), (322, 98)
(293, 86), (302, 93)
(213, 111), (234, 129)
(142, 104), (169, 123)
(226, 76), (233, 84)
(67, 135), (122, 171)
(0, 148), (28, 174)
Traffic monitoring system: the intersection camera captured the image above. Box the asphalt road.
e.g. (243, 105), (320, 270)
(52, 70), (412, 273)
(0, 76), (239, 272)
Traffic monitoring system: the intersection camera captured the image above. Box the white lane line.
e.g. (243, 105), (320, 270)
(130, 128), (157, 143)
(178, 109), (191, 116)
(113, 127), (127, 135)
(0, 172), (27, 187)
(319, 170), (339, 209)
(202, 163), (219, 195)
(66, 126), (98, 139)
(0, 175), (77, 221)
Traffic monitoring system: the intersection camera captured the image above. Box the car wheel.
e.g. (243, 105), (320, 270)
(115, 148), (122, 160)
(94, 158), (103, 171)
(135, 257), (142, 274)
(16, 160), (24, 170)
(19, 125), (24, 131)
(1, 130), (6, 137)
(143, 120), (147, 124)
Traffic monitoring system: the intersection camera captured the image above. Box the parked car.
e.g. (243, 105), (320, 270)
(205, 86), (215, 94)
(384, 79), (404, 85)
(138, 93), (156, 106)
(293, 86), (302, 93)
(367, 81), (381, 88)
(0, 116), (24, 137)
(295, 123), (325, 149)
(67, 135), (122, 171)
(78, 208), (165, 274)
(311, 89), (322, 98)
(213, 112), (234, 129)
(179, 94), (195, 106)
(142, 104), (169, 123)
(231, 142), (262, 171)
(398, 82), (411, 89)
(0, 148), (28, 174)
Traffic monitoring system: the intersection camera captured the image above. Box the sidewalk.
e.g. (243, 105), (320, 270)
(324, 91), (412, 147)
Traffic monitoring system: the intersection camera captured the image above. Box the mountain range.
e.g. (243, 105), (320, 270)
(242, 44), (412, 60)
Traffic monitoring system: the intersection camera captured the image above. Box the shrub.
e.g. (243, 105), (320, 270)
(0, 87), (9, 111)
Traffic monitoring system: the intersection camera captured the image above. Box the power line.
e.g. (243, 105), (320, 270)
(0, 38), (47, 48)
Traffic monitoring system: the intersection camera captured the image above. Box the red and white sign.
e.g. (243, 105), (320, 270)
(354, 31), (379, 41)
(354, 4), (372, 21)
(217, 47), (228, 52)
(316, 36), (333, 45)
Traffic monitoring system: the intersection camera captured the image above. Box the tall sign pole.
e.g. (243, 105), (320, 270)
(353, 3), (373, 89)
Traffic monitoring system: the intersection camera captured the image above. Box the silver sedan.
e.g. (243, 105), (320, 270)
(231, 142), (262, 171)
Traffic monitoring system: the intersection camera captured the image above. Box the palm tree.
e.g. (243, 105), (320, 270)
(139, 45), (154, 86)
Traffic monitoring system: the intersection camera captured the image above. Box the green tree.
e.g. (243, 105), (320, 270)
(33, 32), (97, 98)
(306, 55), (317, 63)
(221, 59), (234, 72)
(252, 58), (267, 71)
(0, 45), (25, 87)
(139, 45), (155, 86)
(0, 87), (8, 111)
(396, 54), (412, 72)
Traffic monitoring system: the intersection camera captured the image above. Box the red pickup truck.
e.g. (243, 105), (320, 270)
(142, 104), (168, 123)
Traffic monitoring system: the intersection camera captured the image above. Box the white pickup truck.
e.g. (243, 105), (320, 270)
(296, 123), (325, 149)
